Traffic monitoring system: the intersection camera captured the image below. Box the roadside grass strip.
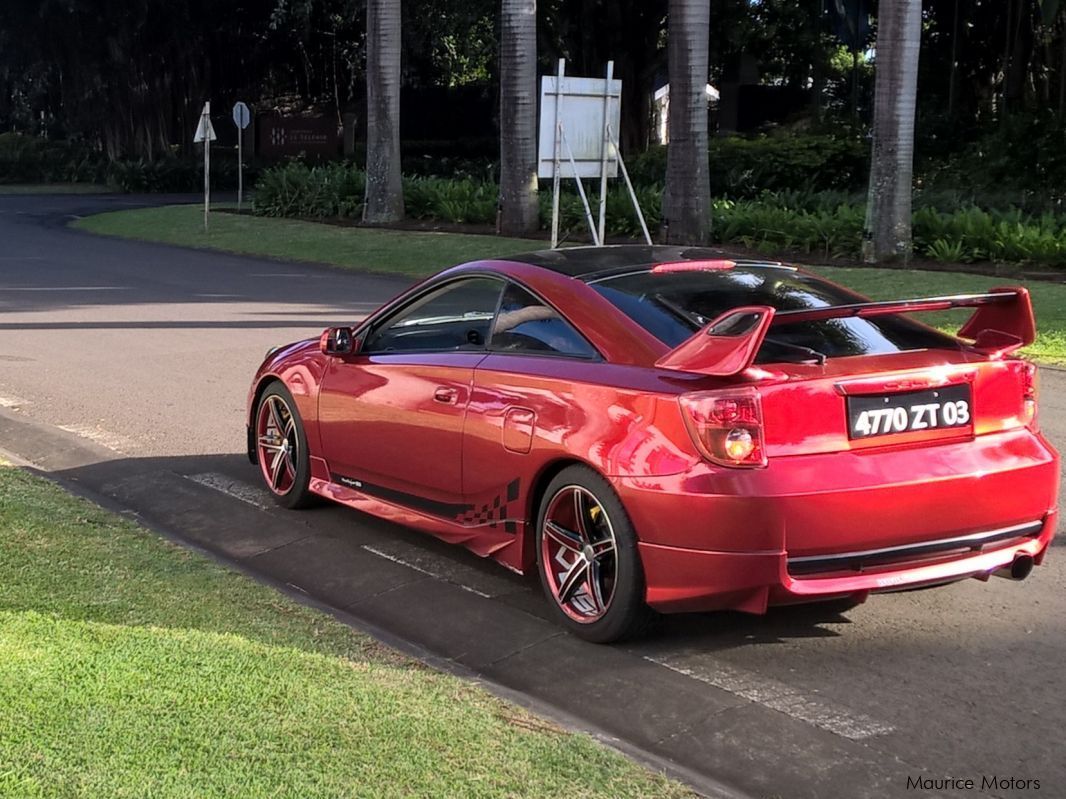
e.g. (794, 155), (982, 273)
(73, 204), (534, 278)
(73, 205), (1066, 365)
(0, 464), (693, 799)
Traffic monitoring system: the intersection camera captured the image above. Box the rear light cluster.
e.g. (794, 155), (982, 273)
(1021, 361), (1039, 430)
(679, 387), (767, 468)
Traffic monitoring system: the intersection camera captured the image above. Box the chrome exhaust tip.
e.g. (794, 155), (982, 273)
(993, 555), (1034, 581)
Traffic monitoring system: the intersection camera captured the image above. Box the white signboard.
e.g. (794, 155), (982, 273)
(538, 76), (622, 179)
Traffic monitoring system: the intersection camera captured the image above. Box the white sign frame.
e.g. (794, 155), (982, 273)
(537, 60), (651, 248)
(537, 76), (621, 180)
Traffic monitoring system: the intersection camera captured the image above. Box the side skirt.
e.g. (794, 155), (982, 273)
(308, 473), (528, 574)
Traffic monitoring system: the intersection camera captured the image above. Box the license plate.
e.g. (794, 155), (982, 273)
(847, 384), (972, 439)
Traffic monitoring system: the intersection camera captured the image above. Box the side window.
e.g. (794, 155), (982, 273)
(363, 277), (503, 354)
(489, 283), (597, 359)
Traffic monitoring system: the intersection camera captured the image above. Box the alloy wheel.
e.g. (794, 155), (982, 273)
(540, 485), (618, 623)
(256, 394), (299, 495)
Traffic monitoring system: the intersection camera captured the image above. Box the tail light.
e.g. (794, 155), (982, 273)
(679, 387), (767, 468)
(1021, 361), (1039, 430)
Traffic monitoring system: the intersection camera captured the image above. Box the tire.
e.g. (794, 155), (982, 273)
(253, 382), (315, 509)
(535, 465), (657, 643)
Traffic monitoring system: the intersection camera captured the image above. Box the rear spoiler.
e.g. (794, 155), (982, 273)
(655, 287), (1035, 377)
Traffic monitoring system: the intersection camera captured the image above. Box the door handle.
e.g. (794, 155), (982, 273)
(433, 387), (460, 405)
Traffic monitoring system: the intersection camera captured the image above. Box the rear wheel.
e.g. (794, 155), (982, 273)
(255, 383), (314, 509)
(536, 466), (656, 643)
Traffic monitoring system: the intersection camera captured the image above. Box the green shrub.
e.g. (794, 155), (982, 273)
(105, 158), (199, 192)
(0, 133), (107, 184)
(252, 160), (1066, 269)
(254, 161), (366, 218)
(404, 176), (496, 224)
(918, 113), (1066, 209)
(628, 133), (867, 198)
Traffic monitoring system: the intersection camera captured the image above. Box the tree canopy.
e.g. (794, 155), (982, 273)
(2, 0), (1065, 166)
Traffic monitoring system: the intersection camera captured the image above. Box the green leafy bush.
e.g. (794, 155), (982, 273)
(254, 161), (366, 218)
(628, 133), (867, 198)
(0, 133), (106, 184)
(918, 113), (1066, 210)
(405, 176), (496, 223)
(252, 160), (1066, 269)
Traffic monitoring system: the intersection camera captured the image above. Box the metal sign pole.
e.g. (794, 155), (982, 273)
(237, 127), (243, 214)
(232, 101), (251, 214)
(561, 127), (601, 246)
(550, 59), (565, 249)
(203, 102), (210, 232)
(607, 123), (652, 245)
(597, 61), (614, 246)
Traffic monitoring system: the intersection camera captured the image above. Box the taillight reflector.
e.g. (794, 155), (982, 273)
(680, 387), (767, 468)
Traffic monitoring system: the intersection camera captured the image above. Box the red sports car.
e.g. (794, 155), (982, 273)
(247, 246), (1059, 642)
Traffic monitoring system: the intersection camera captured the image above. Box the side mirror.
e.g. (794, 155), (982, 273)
(320, 326), (360, 356)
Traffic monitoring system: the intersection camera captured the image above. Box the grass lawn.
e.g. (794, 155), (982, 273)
(0, 463), (692, 799)
(73, 204), (1066, 364)
(0, 183), (108, 194)
(73, 203), (535, 277)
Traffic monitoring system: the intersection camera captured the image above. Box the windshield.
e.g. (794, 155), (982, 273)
(591, 267), (959, 361)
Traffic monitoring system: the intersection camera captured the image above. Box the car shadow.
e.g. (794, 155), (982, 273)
(15, 444), (1055, 659)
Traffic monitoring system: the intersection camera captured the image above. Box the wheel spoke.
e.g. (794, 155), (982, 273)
(557, 557), (589, 604)
(572, 490), (589, 541)
(587, 560), (606, 613)
(268, 398), (285, 434)
(589, 537), (615, 560)
(270, 448), (286, 489)
(544, 521), (583, 553)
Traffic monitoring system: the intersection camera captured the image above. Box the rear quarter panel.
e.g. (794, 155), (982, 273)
(463, 357), (706, 560)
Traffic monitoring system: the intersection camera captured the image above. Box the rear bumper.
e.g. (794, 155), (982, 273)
(613, 426), (1059, 613)
(638, 511), (1057, 613)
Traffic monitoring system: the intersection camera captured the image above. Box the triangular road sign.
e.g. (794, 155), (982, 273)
(194, 103), (217, 143)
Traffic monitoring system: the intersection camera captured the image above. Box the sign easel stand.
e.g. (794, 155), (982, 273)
(543, 60), (652, 249)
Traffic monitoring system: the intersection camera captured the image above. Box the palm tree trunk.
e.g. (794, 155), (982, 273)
(364, 0), (404, 224)
(663, 0), (712, 245)
(498, 0), (539, 235)
(862, 0), (921, 263)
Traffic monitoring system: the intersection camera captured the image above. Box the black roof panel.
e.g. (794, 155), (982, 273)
(500, 245), (790, 280)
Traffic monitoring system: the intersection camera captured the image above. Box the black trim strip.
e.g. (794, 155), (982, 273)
(788, 520), (1044, 576)
(330, 472), (474, 519)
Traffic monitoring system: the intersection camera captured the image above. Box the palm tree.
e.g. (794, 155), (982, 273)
(862, 0), (922, 262)
(499, 0), (539, 235)
(663, 0), (711, 245)
(364, 0), (403, 224)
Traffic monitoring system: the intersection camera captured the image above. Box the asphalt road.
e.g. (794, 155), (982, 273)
(2, 192), (1065, 799)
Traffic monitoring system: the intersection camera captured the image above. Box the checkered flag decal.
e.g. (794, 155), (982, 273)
(456, 479), (520, 533)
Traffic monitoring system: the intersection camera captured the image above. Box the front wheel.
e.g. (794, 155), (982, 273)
(535, 466), (656, 643)
(254, 382), (314, 509)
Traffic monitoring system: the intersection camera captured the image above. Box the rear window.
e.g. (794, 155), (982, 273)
(591, 267), (959, 361)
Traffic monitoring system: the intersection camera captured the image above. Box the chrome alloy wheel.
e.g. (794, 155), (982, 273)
(540, 485), (618, 623)
(256, 394), (299, 495)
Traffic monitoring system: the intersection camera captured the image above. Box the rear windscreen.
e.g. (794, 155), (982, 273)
(590, 268), (959, 361)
